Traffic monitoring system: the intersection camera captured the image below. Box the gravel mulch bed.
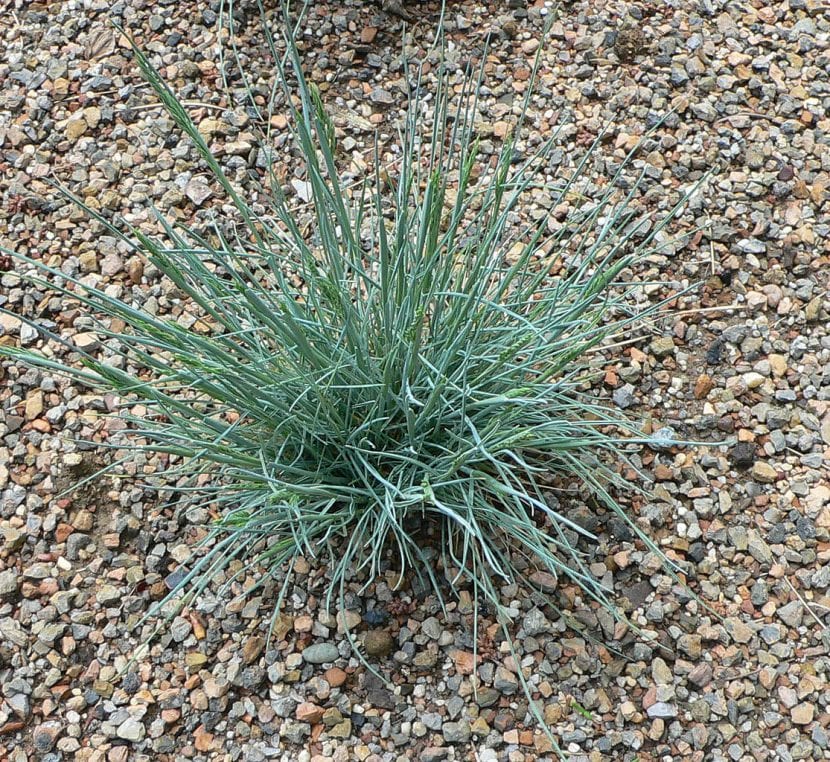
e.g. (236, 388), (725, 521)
(1, 0), (830, 760)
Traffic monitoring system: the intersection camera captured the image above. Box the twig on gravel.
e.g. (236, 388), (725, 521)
(671, 304), (749, 316)
(124, 101), (232, 113)
(715, 112), (784, 126)
(782, 576), (828, 630)
(592, 304), (749, 353)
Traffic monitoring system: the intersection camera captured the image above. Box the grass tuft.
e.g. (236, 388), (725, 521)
(2, 8), (704, 752)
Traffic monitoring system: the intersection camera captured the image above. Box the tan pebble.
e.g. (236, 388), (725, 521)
(335, 609), (361, 633)
(503, 729), (519, 744)
(528, 570), (557, 592)
(328, 718), (352, 739)
(768, 354), (788, 377)
(25, 391), (43, 420)
(791, 703), (814, 725)
(294, 614), (313, 633)
(743, 371), (764, 389)
(73, 510), (94, 532)
(650, 336), (676, 358)
(296, 701), (324, 724)
(84, 106), (101, 129)
(693, 374), (713, 399)
(193, 725), (216, 752)
(452, 649), (476, 675)
(127, 258), (144, 285)
(65, 115), (88, 141)
(323, 667), (347, 688)
(242, 635), (265, 664)
(751, 461), (778, 483)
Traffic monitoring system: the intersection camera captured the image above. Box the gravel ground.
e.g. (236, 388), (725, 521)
(2, 0), (830, 761)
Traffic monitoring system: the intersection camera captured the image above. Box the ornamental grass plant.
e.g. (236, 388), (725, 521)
(2, 8), (700, 749)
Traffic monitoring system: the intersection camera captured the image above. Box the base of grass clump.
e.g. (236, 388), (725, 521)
(0, 6), (705, 756)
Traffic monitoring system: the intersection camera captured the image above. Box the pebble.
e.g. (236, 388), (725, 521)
(747, 531), (774, 565)
(96, 585), (121, 606)
(751, 462), (778, 483)
(0, 569), (19, 601)
(185, 178), (213, 206)
(302, 643), (340, 664)
(613, 384), (637, 408)
(363, 629), (394, 657)
(646, 702), (678, 719)
(521, 608), (547, 636)
(730, 441), (756, 469)
(494, 666), (519, 694)
(650, 337), (676, 358)
(724, 617), (755, 644)
(442, 721), (472, 744)
(791, 704), (814, 725)
(776, 601), (803, 628)
(116, 718), (145, 742)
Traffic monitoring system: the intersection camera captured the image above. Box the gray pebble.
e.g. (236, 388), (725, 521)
(301, 643), (340, 664)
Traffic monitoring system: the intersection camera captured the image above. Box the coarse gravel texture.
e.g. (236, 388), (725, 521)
(2, 1), (830, 761)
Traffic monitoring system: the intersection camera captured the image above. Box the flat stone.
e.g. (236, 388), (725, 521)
(730, 441), (756, 468)
(743, 371), (765, 389)
(475, 688), (500, 707)
(759, 625), (783, 644)
(694, 374), (714, 398)
(442, 720), (472, 743)
(751, 462), (778, 483)
(687, 663), (713, 688)
(33, 722), (62, 753)
(747, 531), (773, 565)
(528, 570), (557, 592)
(302, 643), (340, 664)
(727, 526), (748, 550)
(242, 635), (265, 664)
(169, 617), (192, 642)
(185, 178), (213, 206)
(768, 354), (788, 377)
(295, 702), (324, 724)
(65, 115), (88, 140)
(116, 718), (145, 742)
(96, 585), (121, 606)
(791, 703), (814, 725)
(328, 718), (352, 738)
(323, 667), (347, 688)
(646, 702), (678, 718)
(370, 87), (395, 105)
(494, 666), (518, 694)
(37, 623), (65, 645)
(281, 720), (309, 743)
(805, 485), (830, 513)
(421, 616), (442, 640)
(650, 337), (676, 357)
(724, 617), (754, 644)
(25, 390), (43, 420)
(776, 600), (803, 628)
(652, 657), (673, 685)
(3, 618), (34, 648)
(612, 384), (637, 409)
(0, 569), (19, 602)
(6, 693), (30, 720)
(678, 634), (702, 659)
(521, 608), (547, 637)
